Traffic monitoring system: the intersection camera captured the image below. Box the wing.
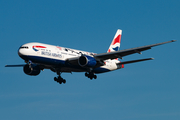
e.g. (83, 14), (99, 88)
(5, 64), (26, 67)
(94, 40), (176, 60)
(5, 64), (47, 70)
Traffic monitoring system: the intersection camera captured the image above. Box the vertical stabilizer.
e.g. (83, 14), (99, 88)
(107, 29), (122, 52)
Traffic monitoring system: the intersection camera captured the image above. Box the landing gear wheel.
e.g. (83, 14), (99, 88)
(54, 73), (66, 84)
(85, 73), (88, 77)
(94, 75), (97, 79)
(62, 79), (66, 84)
(85, 72), (97, 80)
(54, 77), (57, 81)
(59, 81), (62, 84)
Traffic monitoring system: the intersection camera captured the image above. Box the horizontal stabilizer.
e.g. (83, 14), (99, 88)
(117, 58), (154, 65)
(5, 64), (26, 67)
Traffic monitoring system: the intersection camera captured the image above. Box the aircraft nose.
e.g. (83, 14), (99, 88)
(18, 47), (23, 56)
(18, 45), (29, 58)
(18, 46), (24, 57)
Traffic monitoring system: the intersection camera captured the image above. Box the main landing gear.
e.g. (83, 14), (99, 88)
(54, 72), (66, 84)
(54, 76), (66, 84)
(85, 72), (97, 80)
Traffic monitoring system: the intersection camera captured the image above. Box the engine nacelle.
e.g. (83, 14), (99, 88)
(78, 55), (97, 67)
(23, 64), (41, 76)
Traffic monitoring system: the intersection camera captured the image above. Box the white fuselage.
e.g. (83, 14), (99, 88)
(18, 42), (121, 73)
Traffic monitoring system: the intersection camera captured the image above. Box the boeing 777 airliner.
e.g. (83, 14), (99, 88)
(5, 29), (176, 84)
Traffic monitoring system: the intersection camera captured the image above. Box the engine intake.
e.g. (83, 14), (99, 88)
(23, 64), (41, 76)
(78, 55), (97, 67)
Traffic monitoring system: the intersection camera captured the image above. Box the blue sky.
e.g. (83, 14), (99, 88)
(0, 0), (179, 120)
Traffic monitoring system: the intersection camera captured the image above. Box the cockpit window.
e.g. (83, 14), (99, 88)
(20, 46), (29, 49)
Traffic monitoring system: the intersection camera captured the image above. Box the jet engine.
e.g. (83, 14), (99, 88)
(78, 55), (97, 67)
(23, 64), (41, 76)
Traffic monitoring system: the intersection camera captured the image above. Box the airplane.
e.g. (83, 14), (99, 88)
(5, 29), (176, 84)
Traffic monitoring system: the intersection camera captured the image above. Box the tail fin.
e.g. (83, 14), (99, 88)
(107, 29), (122, 53)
